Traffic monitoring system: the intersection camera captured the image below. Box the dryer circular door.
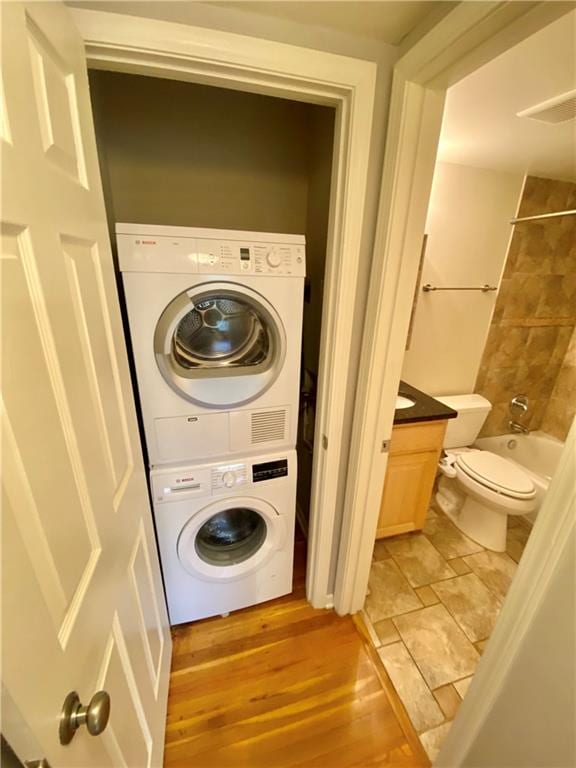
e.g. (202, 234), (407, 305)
(154, 282), (287, 408)
(177, 496), (286, 582)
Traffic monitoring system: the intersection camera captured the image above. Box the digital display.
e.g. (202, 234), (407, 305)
(252, 459), (288, 483)
(240, 247), (251, 261)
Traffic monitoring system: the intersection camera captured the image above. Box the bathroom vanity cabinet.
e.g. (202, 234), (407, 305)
(376, 419), (448, 539)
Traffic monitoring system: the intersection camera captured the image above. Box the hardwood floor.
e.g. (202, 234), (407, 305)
(164, 537), (429, 767)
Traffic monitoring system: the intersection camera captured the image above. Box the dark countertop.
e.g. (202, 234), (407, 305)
(394, 381), (458, 425)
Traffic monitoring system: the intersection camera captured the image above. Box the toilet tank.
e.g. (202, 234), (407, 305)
(435, 394), (492, 448)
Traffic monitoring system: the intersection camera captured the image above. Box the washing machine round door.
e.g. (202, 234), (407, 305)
(154, 282), (286, 408)
(177, 497), (286, 582)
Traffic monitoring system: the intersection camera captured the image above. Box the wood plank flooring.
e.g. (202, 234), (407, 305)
(164, 538), (429, 767)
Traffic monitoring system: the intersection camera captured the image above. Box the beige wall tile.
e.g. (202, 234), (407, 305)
(475, 177), (576, 438)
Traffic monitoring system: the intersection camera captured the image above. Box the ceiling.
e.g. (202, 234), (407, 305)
(212, 1), (444, 45)
(438, 9), (576, 182)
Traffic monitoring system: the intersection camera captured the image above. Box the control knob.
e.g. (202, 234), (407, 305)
(222, 471), (236, 488)
(266, 251), (282, 268)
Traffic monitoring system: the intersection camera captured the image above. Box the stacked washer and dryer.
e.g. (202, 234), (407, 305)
(118, 224), (305, 624)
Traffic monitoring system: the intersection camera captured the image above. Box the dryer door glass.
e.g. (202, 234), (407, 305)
(154, 284), (287, 407)
(173, 295), (269, 370)
(195, 507), (267, 566)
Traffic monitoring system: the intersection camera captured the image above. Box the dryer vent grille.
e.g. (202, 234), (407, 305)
(251, 409), (286, 444)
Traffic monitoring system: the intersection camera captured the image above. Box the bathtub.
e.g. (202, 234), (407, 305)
(474, 431), (564, 524)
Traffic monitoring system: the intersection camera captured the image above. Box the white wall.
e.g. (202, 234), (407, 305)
(401, 162), (524, 396)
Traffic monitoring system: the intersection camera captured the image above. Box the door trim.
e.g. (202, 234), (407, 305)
(70, 7), (377, 609)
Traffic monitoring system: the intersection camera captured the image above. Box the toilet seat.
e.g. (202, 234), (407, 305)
(456, 450), (536, 500)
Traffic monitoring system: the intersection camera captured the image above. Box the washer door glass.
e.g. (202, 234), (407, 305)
(195, 507), (267, 566)
(154, 284), (286, 407)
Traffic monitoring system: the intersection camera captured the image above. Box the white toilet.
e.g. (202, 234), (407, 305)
(434, 394), (536, 552)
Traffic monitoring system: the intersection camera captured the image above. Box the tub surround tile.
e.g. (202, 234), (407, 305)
(378, 642), (445, 733)
(525, 325), (561, 366)
(549, 364), (576, 401)
(432, 684), (461, 720)
(475, 176), (576, 438)
(420, 722), (453, 761)
(502, 277), (541, 323)
(393, 604), (480, 689)
(463, 550), (517, 601)
(431, 573), (503, 643)
(386, 534), (456, 588)
(373, 618), (401, 647)
(423, 515), (484, 559)
(365, 559), (422, 623)
(415, 586), (440, 607)
(536, 274), (576, 319)
(454, 676), (474, 699)
(542, 396), (576, 442)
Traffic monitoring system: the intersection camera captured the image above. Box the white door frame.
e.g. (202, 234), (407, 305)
(69, 7), (377, 609)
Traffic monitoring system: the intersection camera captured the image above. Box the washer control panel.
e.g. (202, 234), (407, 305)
(211, 462), (248, 492)
(252, 458), (289, 483)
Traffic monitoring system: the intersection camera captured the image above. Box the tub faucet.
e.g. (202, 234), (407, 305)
(509, 395), (530, 435)
(509, 420), (530, 435)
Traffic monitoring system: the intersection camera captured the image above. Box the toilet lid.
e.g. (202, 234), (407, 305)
(456, 451), (536, 499)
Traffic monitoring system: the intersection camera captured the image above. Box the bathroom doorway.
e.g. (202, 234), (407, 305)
(353, 9), (576, 762)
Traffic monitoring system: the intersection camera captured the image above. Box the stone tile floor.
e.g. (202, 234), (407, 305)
(363, 506), (532, 763)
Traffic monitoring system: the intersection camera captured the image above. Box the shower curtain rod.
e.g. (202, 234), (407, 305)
(511, 209), (576, 224)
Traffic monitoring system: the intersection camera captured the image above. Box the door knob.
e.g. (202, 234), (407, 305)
(59, 690), (111, 745)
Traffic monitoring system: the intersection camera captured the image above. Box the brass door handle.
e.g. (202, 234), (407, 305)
(59, 690), (111, 745)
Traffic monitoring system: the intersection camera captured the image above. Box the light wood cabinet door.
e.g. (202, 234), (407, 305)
(376, 420), (447, 539)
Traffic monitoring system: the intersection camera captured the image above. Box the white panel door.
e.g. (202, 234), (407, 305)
(1, 3), (172, 767)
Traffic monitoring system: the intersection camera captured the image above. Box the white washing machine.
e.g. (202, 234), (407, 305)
(150, 450), (296, 624)
(118, 224), (305, 466)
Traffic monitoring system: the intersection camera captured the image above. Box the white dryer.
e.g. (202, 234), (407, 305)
(118, 224), (305, 466)
(150, 450), (296, 624)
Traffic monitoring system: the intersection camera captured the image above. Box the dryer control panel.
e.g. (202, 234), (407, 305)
(196, 240), (305, 277)
(117, 225), (306, 277)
